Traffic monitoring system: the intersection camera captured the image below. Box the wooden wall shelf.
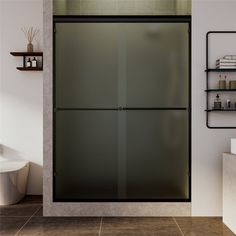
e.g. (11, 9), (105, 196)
(10, 51), (43, 71)
(10, 52), (43, 56)
(16, 67), (43, 71)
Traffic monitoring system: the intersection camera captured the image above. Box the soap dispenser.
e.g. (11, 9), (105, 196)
(214, 94), (222, 110)
(26, 58), (31, 68)
(31, 57), (37, 68)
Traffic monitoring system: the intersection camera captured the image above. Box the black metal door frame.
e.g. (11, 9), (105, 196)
(53, 15), (191, 202)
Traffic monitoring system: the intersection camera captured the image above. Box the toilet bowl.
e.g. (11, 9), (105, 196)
(0, 160), (29, 205)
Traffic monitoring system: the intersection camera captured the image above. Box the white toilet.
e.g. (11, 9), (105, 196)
(0, 160), (29, 205)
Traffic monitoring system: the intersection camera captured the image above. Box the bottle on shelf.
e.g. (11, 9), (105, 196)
(213, 94), (222, 110)
(226, 99), (231, 109)
(26, 58), (31, 68)
(219, 74), (226, 89)
(31, 57), (37, 68)
(229, 80), (236, 89)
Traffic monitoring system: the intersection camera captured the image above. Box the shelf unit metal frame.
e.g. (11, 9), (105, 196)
(206, 31), (236, 129)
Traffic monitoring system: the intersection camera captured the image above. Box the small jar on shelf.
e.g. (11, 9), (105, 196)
(213, 94), (222, 110)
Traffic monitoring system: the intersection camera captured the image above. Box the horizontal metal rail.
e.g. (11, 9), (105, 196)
(54, 107), (189, 111)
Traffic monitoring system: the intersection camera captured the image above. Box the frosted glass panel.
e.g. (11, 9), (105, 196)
(54, 19), (190, 201)
(56, 23), (118, 108)
(55, 111), (118, 200)
(56, 22), (189, 108)
(126, 110), (189, 199)
(126, 23), (189, 107)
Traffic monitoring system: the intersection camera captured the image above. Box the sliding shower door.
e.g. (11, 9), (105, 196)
(54, 17), (190, 201)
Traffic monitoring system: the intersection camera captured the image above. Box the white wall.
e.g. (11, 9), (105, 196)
(0, 0), (43, 194)
(192, 0), (236, 216)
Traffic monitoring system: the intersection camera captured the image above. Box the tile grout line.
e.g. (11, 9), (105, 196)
(98, 217), (103, 236)
(14, 205), (42, 236)
(173, 217), (185, 236)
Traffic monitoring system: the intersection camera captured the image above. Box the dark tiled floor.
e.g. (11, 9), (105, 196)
(0, 195), (41, 217)
(101, 217), (182, 236)
(0, 217), (29, 236)
(18, 217), (101, 236)
(175, 217), (235, 236)
(0, 195), (235, 236)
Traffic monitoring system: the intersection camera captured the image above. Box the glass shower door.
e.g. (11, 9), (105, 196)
(125, 23), (189, 200)
(54, 19), (190, 201)
(55, 23), (119, 200)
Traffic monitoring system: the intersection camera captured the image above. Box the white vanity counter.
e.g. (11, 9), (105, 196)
(223, 152), (236, 234)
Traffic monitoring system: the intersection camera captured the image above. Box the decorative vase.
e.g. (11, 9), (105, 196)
(27, 43), (33, 52)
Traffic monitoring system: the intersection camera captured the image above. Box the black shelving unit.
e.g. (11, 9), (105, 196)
(206, 31), (236, 129)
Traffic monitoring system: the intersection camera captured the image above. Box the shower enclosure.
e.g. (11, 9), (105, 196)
(53, 16), (191, 202)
